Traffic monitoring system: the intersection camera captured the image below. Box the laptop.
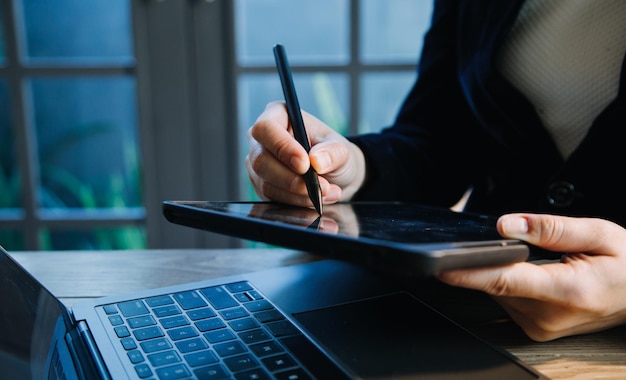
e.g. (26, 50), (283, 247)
(0, 222), (548, 380)
(162, 200), (542, 276)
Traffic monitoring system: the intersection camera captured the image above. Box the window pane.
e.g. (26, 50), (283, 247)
(360, 0), (433, 64)
(359, 71), (416, 133)
(19, 0), (133, 65)
(0, 80), (21, 209)
(29, 76), (142, 211)
(0, 230), (24, 251)
(237, 72), (348, 198)
(39, 226), (146, 250)
(235, 0), (349, 66)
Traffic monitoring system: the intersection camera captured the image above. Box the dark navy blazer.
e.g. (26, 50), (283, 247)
(350, 0), (626, 227)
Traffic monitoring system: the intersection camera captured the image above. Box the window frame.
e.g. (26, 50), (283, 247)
(0, 0), (423, 250)
(1, 0), (150, 250)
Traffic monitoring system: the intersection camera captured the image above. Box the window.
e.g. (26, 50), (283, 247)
(233, 0), (432, 198)
(0, 0), (144, 250)
(1, 0), (433, 250)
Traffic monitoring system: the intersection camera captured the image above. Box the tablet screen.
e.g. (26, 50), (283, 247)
(163, 201), (531, 275)
(177, 201), (503, 244)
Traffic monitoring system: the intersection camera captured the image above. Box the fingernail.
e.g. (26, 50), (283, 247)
(501, 216), (529, 237)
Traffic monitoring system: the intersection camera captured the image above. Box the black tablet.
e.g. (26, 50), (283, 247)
(162, 201), (529, 277)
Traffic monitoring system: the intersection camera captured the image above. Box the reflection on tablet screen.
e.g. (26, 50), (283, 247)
(197, 201), (502, 244)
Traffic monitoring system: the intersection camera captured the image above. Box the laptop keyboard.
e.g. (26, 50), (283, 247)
(101, 281), (316, 380)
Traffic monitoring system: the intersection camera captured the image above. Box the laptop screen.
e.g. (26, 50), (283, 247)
(0, 247), (80, 379)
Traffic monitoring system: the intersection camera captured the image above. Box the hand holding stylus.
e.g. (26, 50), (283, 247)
(245, 59), (367, 209)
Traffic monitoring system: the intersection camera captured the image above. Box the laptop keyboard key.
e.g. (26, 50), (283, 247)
(238, 328), (271, 344)
(274, 368), (312, 380)
(244, 299), (273, 312)
(114, 325), (131, 338)
(184, 349), (219, 367)
(160, 315), (189, 329)
(153, 305), (182, 318)
(262, 353), (297, 372)
(204, 329), (235, 344)
(235, 368), (271, 380)
(134, 363), (153, 378)
(254, 309), (284, 324)
(200, 286), (238, 309)
(146, 295), (175, 307)
(118, 300), (149, 317)
(127, 315), (156, 329)
(167, 326), (199, 341)
(193, 364), (230, 380)
(120, 337), (137, 350)
(103, 304), (118, 315)
(187, 307), (217, 321)
(219, 307), (248, 320)
(133, 326), (164, 341)
(127, 349), (145, 364)
(140, 337), (172, 353)
(175, 337), (208, 353)
(229, 317), (259, 332)
(225, 282), (253, 293)
(195, 317), (226, 332)
(148, 350), (181, 367)
(108, 314), (124, 326)
(174, 291), (208, 310)
(247, 290), (263, 300)
(249, 341), (284, 358)
(155, 363), (191, 380)
(214, 340), (247, 357)
(224, 353), (258, 372)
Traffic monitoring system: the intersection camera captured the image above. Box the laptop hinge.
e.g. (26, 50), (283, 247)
(66, 321), (111, 380)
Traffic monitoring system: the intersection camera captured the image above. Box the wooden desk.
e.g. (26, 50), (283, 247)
(10, 249), (626, 380)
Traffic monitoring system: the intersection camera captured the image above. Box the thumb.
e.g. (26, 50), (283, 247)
(497, 213), (620, 255)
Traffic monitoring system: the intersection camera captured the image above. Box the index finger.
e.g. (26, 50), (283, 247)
(437, 261), (556, 296)
(249, 102), (310, 174)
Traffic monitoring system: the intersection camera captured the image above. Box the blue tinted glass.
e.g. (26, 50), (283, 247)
(0, 230), (24, 250)
(20, 0), (133, 65)
(235, 0), (349, 66)
(29, 76), (142, 210)
(39, 226), (146, 250)
(360, 71), (417, 133)
(0, 80), (21, 209)
(360, 0), (433, 63)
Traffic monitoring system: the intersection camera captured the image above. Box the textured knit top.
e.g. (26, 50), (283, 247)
(497, 0), (626, 158)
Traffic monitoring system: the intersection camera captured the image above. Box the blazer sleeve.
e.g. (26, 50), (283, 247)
(348, 0), (495, 207)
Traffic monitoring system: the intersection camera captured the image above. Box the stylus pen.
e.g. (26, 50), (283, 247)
(273, 44), (323, 215)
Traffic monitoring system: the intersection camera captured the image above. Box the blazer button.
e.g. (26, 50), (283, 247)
(547, 181), (576, 207)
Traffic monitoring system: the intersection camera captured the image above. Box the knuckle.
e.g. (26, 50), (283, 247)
(485, 274), (513, 297)
(259, 182), (274, 200)
(274, 138), (294, 164)
(287, 173), (302, 193)
(538, 217), (566, 245)
(249, 151), (265, 174)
